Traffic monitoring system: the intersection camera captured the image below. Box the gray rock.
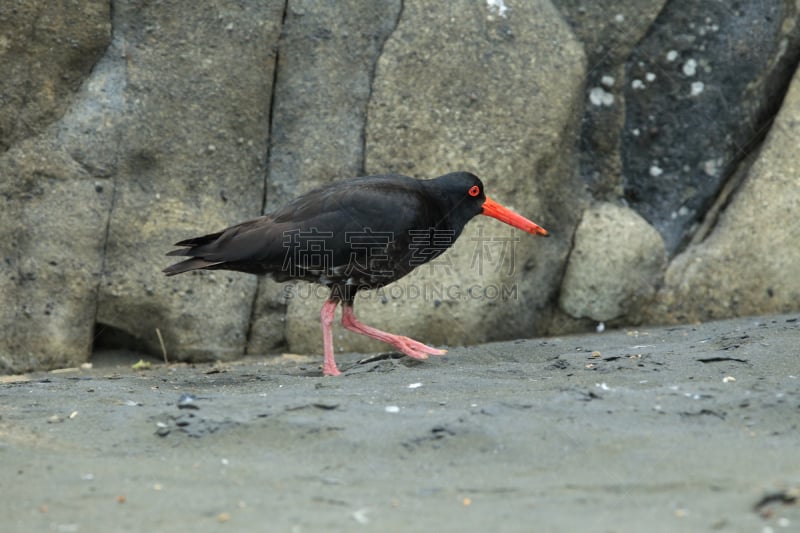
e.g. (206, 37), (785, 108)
(648, 66), (800, 324)
(0, 2), (284, 371)
(554, 0), (667, 199)
(247, 0), (402, 355)
(284, 0), (586, 355)
(95, 1), (284, 362)
(621, 0), (800, 255)
(0, 1), (110, 151)
(264, 0), (402, 208)
(559, 203), (666, 322)
(2, 0), (799, 372)
(0, 138), (110, 372)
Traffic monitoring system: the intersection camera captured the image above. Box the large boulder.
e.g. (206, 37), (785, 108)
(621, 0), (800, 254)
(2, 0), (799, 373)
(0, 1), (110, 150)
(96, 1), (284, 362)
(647, 66), (800, 323)
(549, 0), (800, 328)
(0, 138), (110, 371)
(246, 0), (403, 355)
(0, 1), (111, 373)
(553, 0), (667, 199)
(560, 202), (666, 323)
(283, 0), (586, 355)
(0, 1), (284, 373)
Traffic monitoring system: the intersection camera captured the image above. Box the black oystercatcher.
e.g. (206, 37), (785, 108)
(164, 171), (548, 376)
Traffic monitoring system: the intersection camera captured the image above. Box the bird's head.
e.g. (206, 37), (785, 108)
(430, 171), (549, 237)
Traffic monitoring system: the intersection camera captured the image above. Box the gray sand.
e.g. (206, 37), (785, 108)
(2, 314), (798, 532)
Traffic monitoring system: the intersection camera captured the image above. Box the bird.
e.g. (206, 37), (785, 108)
(164, 171), (548, 376)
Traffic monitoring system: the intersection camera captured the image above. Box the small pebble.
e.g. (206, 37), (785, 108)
(352, 508), (370, 524)
(177, 394), (199, 410)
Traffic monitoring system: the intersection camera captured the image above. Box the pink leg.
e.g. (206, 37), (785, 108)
(341, 304), (447, 361)
(320, 299), (341, 376)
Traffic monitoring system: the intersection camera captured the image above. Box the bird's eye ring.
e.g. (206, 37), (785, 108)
(468, 185), (480, 197)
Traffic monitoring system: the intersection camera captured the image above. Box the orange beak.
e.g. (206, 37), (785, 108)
(482, 196), (549, 236)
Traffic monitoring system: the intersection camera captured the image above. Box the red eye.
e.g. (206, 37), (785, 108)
(468, 185), (480, 197)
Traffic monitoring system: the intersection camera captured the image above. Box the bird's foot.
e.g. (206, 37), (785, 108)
(322, 362), (342, 377)
(339, 303), (446, 365)
(392, 336), (447, 360)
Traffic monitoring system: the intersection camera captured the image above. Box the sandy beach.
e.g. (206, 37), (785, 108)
(2, 313), (798, 532)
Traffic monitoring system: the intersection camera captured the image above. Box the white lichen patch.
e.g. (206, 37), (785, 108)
(589, 87), (614, 107)
(486, 0), (508, 18)
(703, 158), (722, 176)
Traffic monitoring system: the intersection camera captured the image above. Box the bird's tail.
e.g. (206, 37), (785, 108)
(163, 231), (225, 276)
(162, 257), (223, 276)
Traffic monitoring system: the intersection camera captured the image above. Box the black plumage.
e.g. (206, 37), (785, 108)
(165, 171), (548, 375)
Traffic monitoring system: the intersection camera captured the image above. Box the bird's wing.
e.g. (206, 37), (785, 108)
(164, 176), (436, 276)
(270, 179), (432, 269)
